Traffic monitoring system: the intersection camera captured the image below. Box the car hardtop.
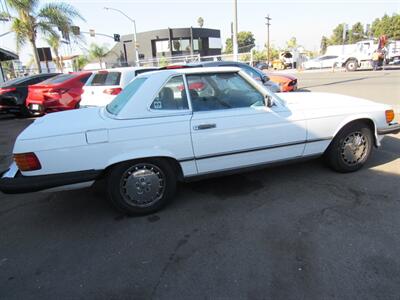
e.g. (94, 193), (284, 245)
(187, 61), (250, 68)
(105, 66), (269, 120)
(92, 66), (157, 75)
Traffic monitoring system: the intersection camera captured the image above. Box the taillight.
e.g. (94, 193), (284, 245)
(13, 153), (41, 171)
(45, 88), (69, 99)
(103, 88), (122, 95)
(0, 87), (16, 94)
(385, 110), (395, 124)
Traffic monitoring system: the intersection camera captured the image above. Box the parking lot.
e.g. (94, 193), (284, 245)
(0, 69), (399, 300)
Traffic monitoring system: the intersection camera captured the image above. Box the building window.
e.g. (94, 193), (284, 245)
(155, 40), (170, 53)
(193, 39), (202, 51)
(209, 37), (222, 49)
(172, 38), (191, 52)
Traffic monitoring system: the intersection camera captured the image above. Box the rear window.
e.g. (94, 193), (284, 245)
(87, 72), (121, 86)
(41, 74), (75, 84)
(106, 77), (147, 115)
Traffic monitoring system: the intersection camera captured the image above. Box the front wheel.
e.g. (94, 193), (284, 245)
(107, 159), (177, 215)
(325, 123), (373, 173)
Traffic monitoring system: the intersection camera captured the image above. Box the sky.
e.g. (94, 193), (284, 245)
(0, 0), (399, 64)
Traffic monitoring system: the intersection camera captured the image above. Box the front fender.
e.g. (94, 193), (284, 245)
(332, 114), (379, 147)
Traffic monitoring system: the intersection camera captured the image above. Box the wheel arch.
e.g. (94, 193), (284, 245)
(332, 117), (379, 147)
(104, 154), (185, 181)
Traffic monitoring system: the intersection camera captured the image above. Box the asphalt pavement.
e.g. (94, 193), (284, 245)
(0, 69), (399, 300)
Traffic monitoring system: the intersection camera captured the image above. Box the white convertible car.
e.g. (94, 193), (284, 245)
(0, 67), (399, 214)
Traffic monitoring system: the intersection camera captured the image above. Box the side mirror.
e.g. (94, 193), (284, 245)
(262, 75), (269, 83)
(265, 95), (274, 107)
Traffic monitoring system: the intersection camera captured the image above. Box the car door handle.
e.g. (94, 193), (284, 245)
(193, 124), (216, 130)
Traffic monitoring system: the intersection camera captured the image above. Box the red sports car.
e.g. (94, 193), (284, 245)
(268, 73), (298, 92)
(25, 72), (91, 115)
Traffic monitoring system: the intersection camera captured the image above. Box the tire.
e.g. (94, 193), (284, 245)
(325, 123), (373, 173)
(107, 158), (177, 215)
(345, 60), (358, 72)
(20, 106), (35, 118)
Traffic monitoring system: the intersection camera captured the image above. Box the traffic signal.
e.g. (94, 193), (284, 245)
(71, 26), (80, 36)
(114, 34), (120, 42)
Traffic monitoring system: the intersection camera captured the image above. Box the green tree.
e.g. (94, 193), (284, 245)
(225, 31), (255, 53)
(320, 36), (329, 54)
(88, 43), (109, 68)
(46, 34), (63, 72)
(5, 0), (83, 73)
(73, 55), (88, 71)
(197, 17), (204, 28)
(349, 22), (365, 43)
(329, 23), (349, 45)
(371, 14), (400, 40)
(286, 37), (297, 49)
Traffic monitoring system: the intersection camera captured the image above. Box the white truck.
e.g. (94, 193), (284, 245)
(338, 39), (400, 71)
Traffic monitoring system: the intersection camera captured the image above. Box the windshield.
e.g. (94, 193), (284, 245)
(106, 77), (147, 115)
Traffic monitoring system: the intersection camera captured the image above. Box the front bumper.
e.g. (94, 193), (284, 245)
(0, 163), (103, 194)
(377, 122), (400, 135)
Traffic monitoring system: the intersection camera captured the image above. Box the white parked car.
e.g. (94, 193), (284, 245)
(1, 67), (399, 215)
(303, 55), (340, 69)
(80, 66), (157, 107)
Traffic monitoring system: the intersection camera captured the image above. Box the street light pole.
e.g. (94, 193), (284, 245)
(232, 0), (238, 61)
(104, 7), (139, 66)
(265, 15), (271, 68)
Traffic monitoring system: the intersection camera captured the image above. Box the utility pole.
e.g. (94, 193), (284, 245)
(232, 0), (238, 61)
(265, 15), (271, 67)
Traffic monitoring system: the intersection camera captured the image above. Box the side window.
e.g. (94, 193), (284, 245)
(150, 76), (189, 110)
(186, 73), (264, 112)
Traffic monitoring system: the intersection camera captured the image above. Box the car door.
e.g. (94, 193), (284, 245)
(188, 72), (307, 174)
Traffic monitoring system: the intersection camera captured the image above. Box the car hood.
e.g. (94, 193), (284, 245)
(18, 107), (105, 141)
(278, 92), (388, 110)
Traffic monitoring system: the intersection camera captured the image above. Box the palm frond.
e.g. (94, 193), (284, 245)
(36, 21), (57, 38)
(38, 2), (85, 27)
(46, 33), (61, 50)
(11, 17), (30, 51)
(6, 0), (40, 13)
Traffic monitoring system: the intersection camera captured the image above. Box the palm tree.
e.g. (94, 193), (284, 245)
(88, 43), (109, 69)
(6, 0), (84, 73)
(197, 17), (204, 28)
(46, 34), (63, 72)
(73, 55), (88, 71)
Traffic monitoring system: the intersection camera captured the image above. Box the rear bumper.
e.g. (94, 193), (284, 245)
(0, 163), (103, 194)
(377, 123), (400, 135)
(0, 104), (22, 114)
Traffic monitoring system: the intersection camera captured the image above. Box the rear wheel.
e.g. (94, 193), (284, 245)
(325, 123), (373, 173)
(107, 159), (177, 215)
(345, 60), (358, 72)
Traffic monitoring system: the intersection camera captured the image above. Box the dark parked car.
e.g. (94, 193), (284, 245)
(0, 73), (60, 116)
(186, 61), (281, 93)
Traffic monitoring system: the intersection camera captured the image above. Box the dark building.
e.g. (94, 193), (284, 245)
(103, 27), (222, 67)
